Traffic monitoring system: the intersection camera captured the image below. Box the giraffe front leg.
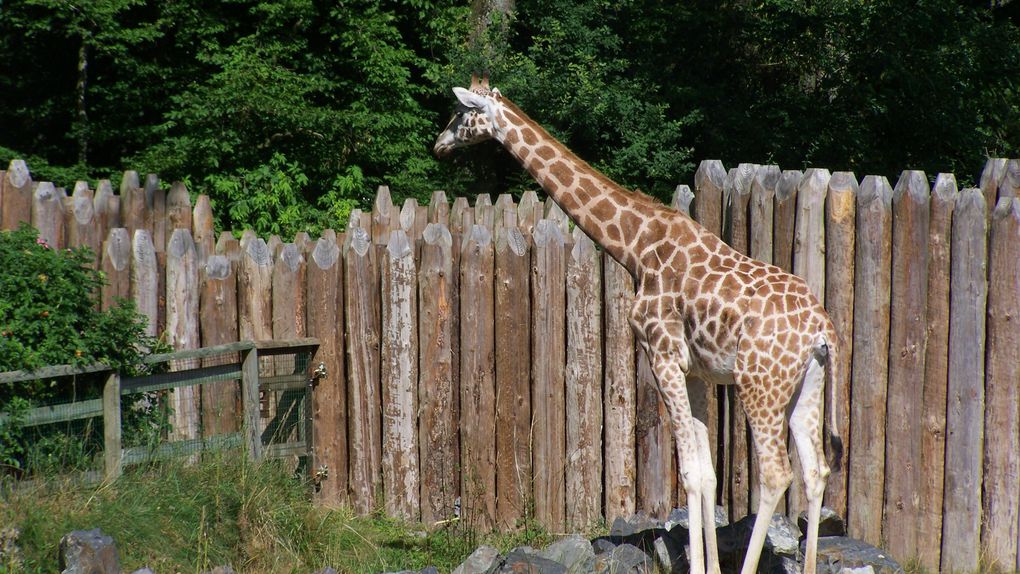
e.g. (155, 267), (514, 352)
(635, 316), (716, 574)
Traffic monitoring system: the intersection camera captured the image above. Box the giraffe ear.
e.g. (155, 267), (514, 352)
(453, 87), (489, 110)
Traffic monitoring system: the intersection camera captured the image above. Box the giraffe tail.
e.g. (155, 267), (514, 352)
(819, 335), (844, 474)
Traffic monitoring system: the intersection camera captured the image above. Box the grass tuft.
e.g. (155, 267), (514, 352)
(0, 453), (564, 573)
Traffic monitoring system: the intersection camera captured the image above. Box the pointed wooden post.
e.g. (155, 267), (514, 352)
(2, 160), (32, 230)
(493, 225), (531, 528)
(166, 229), (200, 443)
(603, 249), (636, 523)
(418, 223), (458, 524)
(565, 228), (603, 529)
(200, 254), (239, 436)
(381, 230), (420, 520)
(918, 173), (957, 571)
(848, 176), (893, 546)
(981, 197), (1020, 572)
(822, 171), (857, 518)
(942, 189), (988, 573)
(883, 171), (930, 558)
(460, 224), (496, 530)
(531, 219), (567, 530)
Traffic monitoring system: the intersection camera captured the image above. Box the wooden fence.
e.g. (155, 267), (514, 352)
(2, 157), (1019, 571)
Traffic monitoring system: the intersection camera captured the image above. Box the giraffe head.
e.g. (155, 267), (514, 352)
(433, 74), (505, 157)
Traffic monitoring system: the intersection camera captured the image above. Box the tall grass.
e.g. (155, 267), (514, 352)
(0, 453), (511, 574)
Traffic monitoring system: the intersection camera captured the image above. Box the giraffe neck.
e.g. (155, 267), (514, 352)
(495, 98), (671, 277)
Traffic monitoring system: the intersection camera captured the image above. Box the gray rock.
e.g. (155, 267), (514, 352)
(129, 569), (156, 574)
(384, 568), (438, 574)
(797, 508), (847, 538)
(811, 537), (903, 574)
(312, 569), (338, 574)
(59, 529), (121, 574)
(538, 535), (595, 572)
(652, 528), (689, 574)
(770, 556), (803, 574)
(452, 545), (501, 574)
(591, 538), (617, 556)
(609, 512), (663, 536)
(715, 513), (803, 572)
(595, 543), (654, 574)
(664, 506), (729, 531)
(491, 548), (566, 573)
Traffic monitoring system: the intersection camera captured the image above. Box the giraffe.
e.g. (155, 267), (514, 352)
(434, 75), (843, 574)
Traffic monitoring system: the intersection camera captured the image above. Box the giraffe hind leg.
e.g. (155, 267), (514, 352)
(789, 352), (831, 574)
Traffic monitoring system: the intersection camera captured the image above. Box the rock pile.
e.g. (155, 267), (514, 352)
(53, 507), (902, 574)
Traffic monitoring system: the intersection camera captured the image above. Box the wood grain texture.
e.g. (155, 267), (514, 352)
(343, 227), (382, 514)
(166, 229), (201, 443)
(32, 182), (65, 249)
(565, 228), (603, 529)
(494, 225), (531, 528)
(131, 229), (159, 339)
(459, 224), (496, 530)
(381, 230), (420, 520)
(918, 174), (957, 571)
(942, 188), (987, 573)
(603, 252), (637, 523)
(848, 175), (892, 546)
(981, 197), (1020, 571)
(822, 171), (857, 518)
(883, 171), (930, 559)
(531, 219), (567, 530)
(2, 160), (32, 229)
(419, 223), (458, 525)
(773, 170), (802, 274)
(200, 254), (240, 437)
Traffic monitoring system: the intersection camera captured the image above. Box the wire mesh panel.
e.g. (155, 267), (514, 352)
(258, 349), (314, 467)
(120, 348), (244, 467)
(0, 368), (111, 481)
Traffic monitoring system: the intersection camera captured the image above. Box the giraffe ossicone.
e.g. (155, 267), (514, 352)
(435, 75), (843, 574)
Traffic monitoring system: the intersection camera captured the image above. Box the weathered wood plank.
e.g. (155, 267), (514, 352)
(199, 255), (239, 437)
(166, 229), (201, 444)
(942, 188), (988, 573)
(848, 175), (892, 546)
(980, 157), (1007, 212)
(1, 160), (32, 229)
(517, 190), (541, 236)
(131, 230), (159, 339)
(774, 170), (802, 274)
(373, 185), (396, 244)
(93, 179), (118, 238)
(565, 228), (603, 529)
(981, 196), (1020, 572)
(725, 163), (755, 517)
(494, 225), (531, 528)
(750, 165), (780, 265)
(822, 171), (857, 518)
(460, 224), (497, 530)
(216, 231), (241, 262)
(419, 223), (458, 525)
(429, 190), (450, 225)
(100, 228), (131, 311)
(603, 251), (637, 522)
(67, 184), (100, 267)
(998, 158), (1020, 202)
(32, 181), (65, 249)
(636, 342), (674, 518)
(918, 173), (957, 571)
(883, 171), (930, 559)
(344, 227), (382, 514)
(671, 184), (694, 214)
(193, 195), (215, 266)
(273, 243), (306, 341)
(693, 160), (726, 233)
(306, 233), (347, 506)
(381, 230), (420, 520)
(531, 219), (567, 530)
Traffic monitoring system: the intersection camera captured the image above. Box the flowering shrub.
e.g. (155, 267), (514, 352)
(0, 225), (157, 378)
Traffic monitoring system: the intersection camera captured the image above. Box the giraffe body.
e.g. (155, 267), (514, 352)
(435, 76), (842, 574)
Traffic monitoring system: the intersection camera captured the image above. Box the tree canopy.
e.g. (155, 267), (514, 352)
(1, 0), (1017, 234)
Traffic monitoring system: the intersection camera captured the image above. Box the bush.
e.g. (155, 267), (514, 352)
(0, 225), (163, 472)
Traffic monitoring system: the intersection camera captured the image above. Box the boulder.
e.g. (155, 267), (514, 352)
(664, 506), (729, 531)
(797, 508), (847, 538)
(595, 543), (654, 574)
(537, 535), (595, 572)
(452, 545), (500, 574)
(490, 547), (566, 573)
(811, 537), (903, 574)
(609, 512), (663, 536)
(59, 529), (121, 574)
(715, 513), (802, 572)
